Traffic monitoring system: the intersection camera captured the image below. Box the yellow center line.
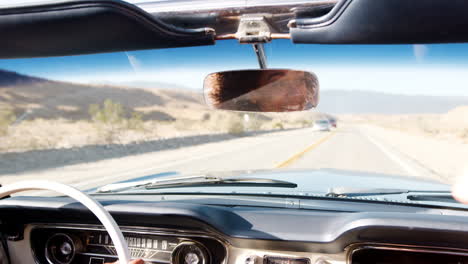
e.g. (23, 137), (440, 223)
(275, 131), (337, 168)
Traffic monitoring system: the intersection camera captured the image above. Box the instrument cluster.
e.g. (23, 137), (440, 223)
(30, 226), (226, 264)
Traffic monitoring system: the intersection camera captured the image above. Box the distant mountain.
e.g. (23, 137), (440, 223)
(97, 80), (192, 91)
(319, 90), (468, 114)
(0, 69), (45, 86)
(0, 69), (204, 121)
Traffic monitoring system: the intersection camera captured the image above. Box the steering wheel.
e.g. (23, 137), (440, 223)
(0, 180), (131, 264)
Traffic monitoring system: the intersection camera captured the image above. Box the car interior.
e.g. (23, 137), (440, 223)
(2, 0), (468, 264)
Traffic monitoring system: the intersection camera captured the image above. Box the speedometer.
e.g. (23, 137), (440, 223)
(171, 241), (210, 264)
(87, 231), (180, 263)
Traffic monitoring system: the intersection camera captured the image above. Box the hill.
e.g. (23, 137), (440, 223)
(0, 69), (206, 122)
(0, 69), (45, 86)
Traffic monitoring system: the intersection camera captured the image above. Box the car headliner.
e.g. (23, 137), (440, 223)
(2, 0), (468, 59)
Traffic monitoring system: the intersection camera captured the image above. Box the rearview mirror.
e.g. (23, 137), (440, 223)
(203, 69), (319, 112)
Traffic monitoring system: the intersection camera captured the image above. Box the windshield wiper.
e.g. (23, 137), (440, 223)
(325, 187), (463, 205)
(406, 194), (457, 203)
(97, 175), (297, 193)
(326, 187), (451, 198)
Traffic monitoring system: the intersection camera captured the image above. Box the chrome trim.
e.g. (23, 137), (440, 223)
(171, 241), (211, 264)
(29, 223), (229, 264)
(215, 33), (290, 40)
(78, 252), (171, 263)
(288, 0), (351, 28)
(30, 223), (228, 242)
(136, 0), (338, 37)
(137, 0), (338, 13)
(45, 233), (76, 264)
(347, 243), (468, 263)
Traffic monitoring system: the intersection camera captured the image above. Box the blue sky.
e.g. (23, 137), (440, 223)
(1, 40), (468, 96)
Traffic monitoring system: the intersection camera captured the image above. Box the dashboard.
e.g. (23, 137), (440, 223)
(9, 223), (348, 264)
(3, 195), (468, 264)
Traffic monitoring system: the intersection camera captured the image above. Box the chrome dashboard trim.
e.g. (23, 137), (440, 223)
(347, 243), (468, 263)
(28, 223), (229, 264)
(30, 223), (228, 241)
(79, 252), (170, 263)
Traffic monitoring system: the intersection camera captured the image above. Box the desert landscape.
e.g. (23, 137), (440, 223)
(1, 68), (468, 187)
(341, 106), (468, 144)
(0, 69), (325, 153)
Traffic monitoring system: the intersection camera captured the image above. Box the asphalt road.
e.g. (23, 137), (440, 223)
(4, 124), (440, 195)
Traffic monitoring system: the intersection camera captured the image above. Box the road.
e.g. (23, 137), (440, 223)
(1, 124), (444, 195)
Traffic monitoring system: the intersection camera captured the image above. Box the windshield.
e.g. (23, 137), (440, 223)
(1, 40), (467, 200)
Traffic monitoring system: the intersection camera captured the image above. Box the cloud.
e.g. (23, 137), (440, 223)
(413, 45), (428, 62)
(125, 52), (142, 72)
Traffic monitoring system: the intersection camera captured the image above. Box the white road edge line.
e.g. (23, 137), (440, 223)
(364, 132), (420, 177)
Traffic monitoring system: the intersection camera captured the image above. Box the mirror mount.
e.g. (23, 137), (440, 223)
(235, 15), (272, 44)
(252, 44), (268, 69)
(235, 15), (272, 69)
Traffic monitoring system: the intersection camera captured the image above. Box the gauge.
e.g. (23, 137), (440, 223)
(45, 233), (81, 264)
(171, 241), (211, 264)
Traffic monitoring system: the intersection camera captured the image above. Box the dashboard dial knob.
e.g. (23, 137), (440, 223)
(171, 241), (210, 264)
(45, 233), (81, 264)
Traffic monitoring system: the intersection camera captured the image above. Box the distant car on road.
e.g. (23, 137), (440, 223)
(328, 118), (337, 128)
(313, 119), (331, 131)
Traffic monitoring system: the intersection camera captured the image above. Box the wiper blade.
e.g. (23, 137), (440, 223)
(145, 176), (298, 189)
(406, 194), (457, 203)
(326, 187), (450, 198)
(97, 175), (297, 193)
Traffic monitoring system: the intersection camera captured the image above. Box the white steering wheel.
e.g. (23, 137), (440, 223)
(0, 180), (131, 264)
